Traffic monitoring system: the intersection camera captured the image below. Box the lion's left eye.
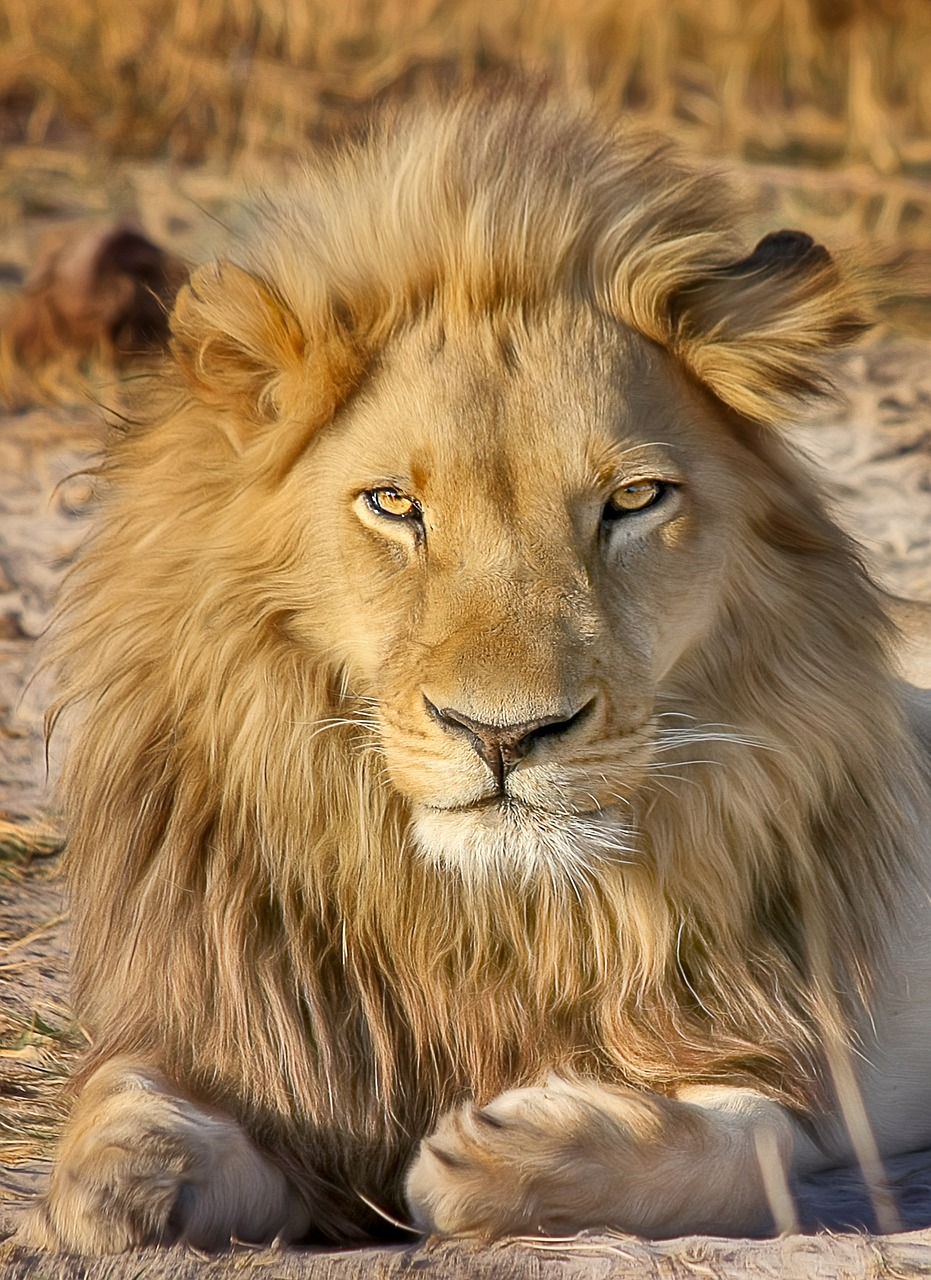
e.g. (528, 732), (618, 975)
(603, 480), (668, 520)
(365, 488), (422, 520)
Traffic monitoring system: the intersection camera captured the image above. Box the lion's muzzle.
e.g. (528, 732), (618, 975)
(423, 696), (595, 792)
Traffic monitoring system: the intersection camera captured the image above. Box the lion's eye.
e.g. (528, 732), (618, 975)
(603, 480), (667, 520)
(365, 488), (422, 520)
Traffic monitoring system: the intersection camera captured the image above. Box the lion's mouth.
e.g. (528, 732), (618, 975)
(425, 795), (541, 814)
(411, 793), (637, 880)
(422, 794), (607, 820)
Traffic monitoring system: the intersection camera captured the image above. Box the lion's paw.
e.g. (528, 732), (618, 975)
(406, 1077), (646, 1238)
(405, 1077), (781, 1240)
(18, 1060), (309, 1254)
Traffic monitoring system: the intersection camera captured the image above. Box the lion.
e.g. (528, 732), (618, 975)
(20, 85), (931, 1253)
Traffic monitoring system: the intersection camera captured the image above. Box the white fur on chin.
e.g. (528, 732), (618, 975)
(410, 798), (638, 884)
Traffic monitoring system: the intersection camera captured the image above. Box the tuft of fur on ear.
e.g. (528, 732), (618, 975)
(171, 262), (308, 425)
(171, 262), (363, 444)
(668, 230), (870, 423)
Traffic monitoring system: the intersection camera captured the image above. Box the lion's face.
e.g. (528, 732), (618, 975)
(161, 97), (862, 891)
(283, 304), (745, 878)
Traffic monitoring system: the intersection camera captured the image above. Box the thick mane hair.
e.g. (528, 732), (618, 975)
(51, 83), (924, 1237)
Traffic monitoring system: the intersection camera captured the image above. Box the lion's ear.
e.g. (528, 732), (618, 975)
(170, 262), (308, 427)
(670, 231), (869, 422)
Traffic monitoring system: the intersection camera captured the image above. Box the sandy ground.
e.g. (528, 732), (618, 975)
(2, 154), (931, 1272)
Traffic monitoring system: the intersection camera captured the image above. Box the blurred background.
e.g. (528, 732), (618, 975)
(0, 0), (929, 330)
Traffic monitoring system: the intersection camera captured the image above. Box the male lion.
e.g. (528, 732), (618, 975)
(22, 86), (931, 1252)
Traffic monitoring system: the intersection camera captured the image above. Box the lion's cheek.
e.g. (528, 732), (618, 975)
(368, 711), (477, 802)
(380, 748), (489, 809)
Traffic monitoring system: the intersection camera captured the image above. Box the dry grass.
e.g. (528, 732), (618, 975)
(0, 1006), (80, 1179)
(0, 0), (928, 352)
(0, 0), (930, 248)
(0, 0), (929, 344)
(0, 0), (929, 171)
(0, 823), (76, 1178)
(0, 821), (64, 880)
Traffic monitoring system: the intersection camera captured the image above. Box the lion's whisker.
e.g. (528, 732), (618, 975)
(653, 731), (778, 753)
(645, 759), (726, 772)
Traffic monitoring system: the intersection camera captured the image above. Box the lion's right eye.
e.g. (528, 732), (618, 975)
(603, 480), (669, 521)
(365, 488), (422, 521)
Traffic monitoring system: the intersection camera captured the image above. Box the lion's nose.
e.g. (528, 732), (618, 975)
(424, 697), (592, 791)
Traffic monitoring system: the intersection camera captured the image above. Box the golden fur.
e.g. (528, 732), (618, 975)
(23, 85), (931, 1251)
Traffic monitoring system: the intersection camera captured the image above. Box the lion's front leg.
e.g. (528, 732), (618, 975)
(18, 1058), (311, 1254)
(406, 1077), (796, 1239)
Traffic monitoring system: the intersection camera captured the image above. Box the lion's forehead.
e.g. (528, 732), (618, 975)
(325, 307), (709, 517)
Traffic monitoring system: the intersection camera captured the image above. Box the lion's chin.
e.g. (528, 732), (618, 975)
(409, 798), (636, 884)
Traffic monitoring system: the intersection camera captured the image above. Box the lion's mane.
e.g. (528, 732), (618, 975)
(51, 85), (924, 1236)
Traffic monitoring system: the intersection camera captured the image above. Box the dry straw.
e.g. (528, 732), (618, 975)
(1, 0), (930, 305)
(1, 0), (930, 182)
